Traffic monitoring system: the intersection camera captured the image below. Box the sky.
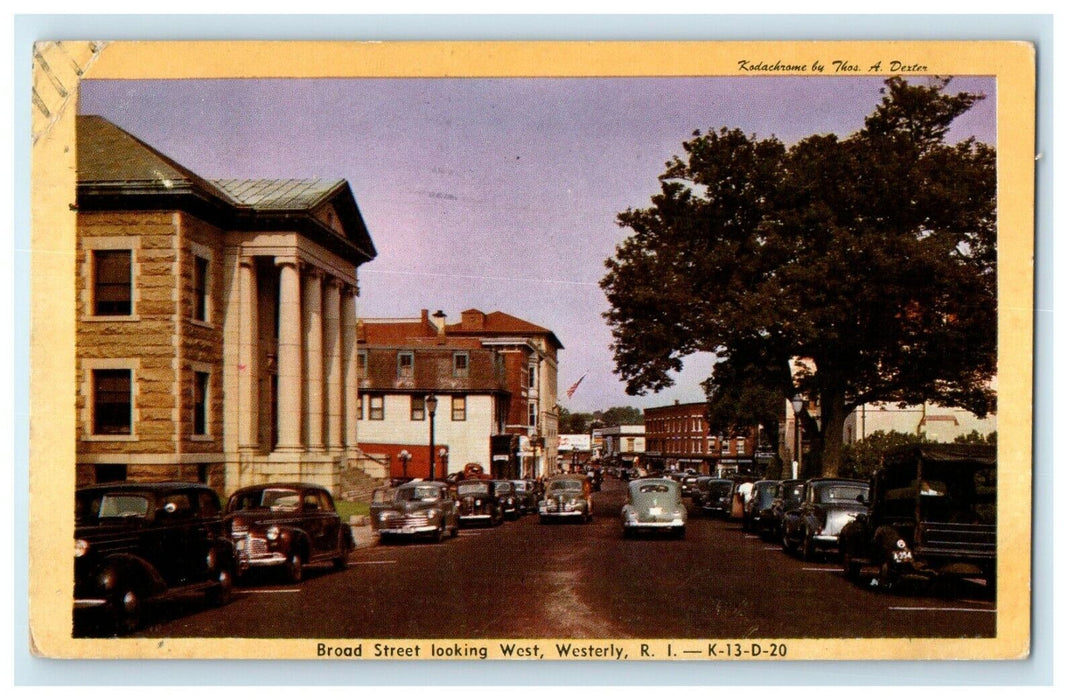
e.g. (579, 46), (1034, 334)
(78, 76), (996, 412)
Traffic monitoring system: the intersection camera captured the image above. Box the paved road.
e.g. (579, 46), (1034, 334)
(132, 477), (995, 640)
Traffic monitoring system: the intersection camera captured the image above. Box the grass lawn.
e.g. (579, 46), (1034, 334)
(337, 500), (370, 520)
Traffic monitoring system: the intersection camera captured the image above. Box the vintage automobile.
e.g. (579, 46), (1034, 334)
(511, 479), (539, 514)
(74, 482), (236, 634)
(742, 480), (779, 533)
(691, 476), (716, 506)
(370, 480), (460, 542)
(621, 477), (687, 538)
(456, 479), (504, 526)
(492, 480), (522, 520)
(757, 479), (805, 542)
(539, 474), (595, 523)
(225, 482), (353, 582)
(779, 478), (869, 560)
(700, 478), (735, 518)
(839, 444), (997, 591)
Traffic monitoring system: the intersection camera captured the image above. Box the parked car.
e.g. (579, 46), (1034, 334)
(456, 479), (503, 526)
(225, 482), (353, 582)
(700, 479), (735, 518)
(492, 480), (522, 520)
(757, 479), (805, 542)
(621, 477), (687, 538)
(742, 480), (779, 533)
(839, 444), (997, 591)
(74, 482), (236, 634)
(539, 474), (594, 523)
(779, 478), (869, 560)
(511, 479), (539, 514)
(370, 480), (460, 543)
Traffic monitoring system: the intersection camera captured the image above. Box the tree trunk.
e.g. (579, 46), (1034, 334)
(819, 389), (851, 477)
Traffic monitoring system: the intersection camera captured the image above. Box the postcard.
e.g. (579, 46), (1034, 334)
(28, 40), (1035, 661)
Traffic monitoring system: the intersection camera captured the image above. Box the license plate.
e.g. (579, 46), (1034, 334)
(648, 507), (663, 515)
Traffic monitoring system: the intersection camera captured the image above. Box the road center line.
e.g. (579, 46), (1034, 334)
(243, 588), (301, 594)
(351, 560), (397, 565)
(889, 606), (996, 613)
(802, 567), (843, 572)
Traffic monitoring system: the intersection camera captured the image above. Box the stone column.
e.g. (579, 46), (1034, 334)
(341, 285), (358, 451)
(275, 259), (303, 451)
(238, 257), (259, 451)
(323, 278), (343, 449)
(303, 266), (325, 451)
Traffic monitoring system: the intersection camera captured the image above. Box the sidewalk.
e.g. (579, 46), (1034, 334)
(349, 516), (375, 549)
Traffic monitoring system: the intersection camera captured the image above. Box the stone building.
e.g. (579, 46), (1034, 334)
(75, 115), (376, 493)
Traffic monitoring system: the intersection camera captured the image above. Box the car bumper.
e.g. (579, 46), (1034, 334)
(540, 509), (585, 517)
(625, 519), (685, 528)
(377, 524), (439, 535)
(73, 597), (109, 609)
(460, 514), (494, 521)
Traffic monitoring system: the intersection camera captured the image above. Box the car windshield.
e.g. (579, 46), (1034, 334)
(371, 488), (395, 505)
(494, 482), (513, 494)
(398, 485), (440, 502)
(512, 481), (529, 492)
(261, 489), (301, 511)
(457, 482), (490, 496)
(784, 484), (805, 501)
(549, 480), (583, 492)
(638, 483), (670, 493)
(97, 494), (150, 519)
(817, 483), (868, 504)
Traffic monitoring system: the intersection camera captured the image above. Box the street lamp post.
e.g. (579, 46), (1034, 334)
(790, 395), (804, 480)
(425, 394), (438, 480)
(397, 449), (412, 481)
(438, 447), (449, 477)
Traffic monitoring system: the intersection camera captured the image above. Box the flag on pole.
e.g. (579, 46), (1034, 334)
(565, 373), (587, 399)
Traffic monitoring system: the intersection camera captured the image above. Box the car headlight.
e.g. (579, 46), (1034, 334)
(625, 511), (638, 523)
(266, 525), (280, 541)
(425, 509), (438, 519)
(74, 539), (89, 558)
(895, 539), (907, 549)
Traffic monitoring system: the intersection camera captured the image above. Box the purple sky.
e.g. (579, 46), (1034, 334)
(79, 76), (996, 412)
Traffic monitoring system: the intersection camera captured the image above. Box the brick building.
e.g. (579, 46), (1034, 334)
(356, 309), (561, 478)
(75, 115), (376, 493)
(643, 401), (761, 475)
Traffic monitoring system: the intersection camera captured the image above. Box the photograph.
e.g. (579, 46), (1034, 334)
(27, 40), (1035, 661)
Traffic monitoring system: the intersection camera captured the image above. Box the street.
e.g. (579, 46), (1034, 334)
(132, 476), (995, 640)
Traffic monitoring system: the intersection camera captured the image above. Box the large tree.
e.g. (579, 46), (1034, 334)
(601, 78), (997, 476)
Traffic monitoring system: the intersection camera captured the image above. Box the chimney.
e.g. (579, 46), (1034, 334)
(461, 309), (485, 331)
(421, 309), (429, 327)
(432, 310), (447, 344)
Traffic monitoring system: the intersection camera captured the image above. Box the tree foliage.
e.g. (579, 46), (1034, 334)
(839, 430), (931, 479)
(601, 78), (997, 476)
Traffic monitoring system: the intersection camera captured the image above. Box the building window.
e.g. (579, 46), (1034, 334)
(369, 394), (384, 420)
(357, 394), (364, 420)
(193, 371), (210, 436)
(528, 401), (538, 428)
(626, 437), (636, 452)
(398, 352), (414, 378)
(93, 250), (132, 316)
(737, 439), (746, 455)
(193, 255), (210, 322)
(527, 364), (537, 389)
(93, 369), (132, 435)
(411, 395), (426, 421)
(453, 352), (469, 378)
(721, 439), (730, 454)
(452, 396), (466, 421)
(358, 351), (368, 378)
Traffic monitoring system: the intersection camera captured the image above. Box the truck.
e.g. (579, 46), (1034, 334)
(837, 444), (996, 592)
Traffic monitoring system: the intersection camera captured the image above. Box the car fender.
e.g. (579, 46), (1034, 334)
(871, 525), (908, 560)
(802, 514), (823, 536)
(276, 527), (312, 559)
(96, 552), (168, 598)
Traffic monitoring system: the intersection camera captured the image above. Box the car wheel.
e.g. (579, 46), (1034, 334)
(332, 532), (349, 570)
(284, 551), (303, 584)
(112, 584), (142, 635)
(673, 526), (686, 540)
(623, 526), (634, 539)
(800, 532), (814, 561)
(539, 515), (548, 525)
(781, 530), (795, 554)
(434, 524), (446, 543)
(842, 550), (861, 581)
(878, 560), (897, 592)
(450, 523), (459, 537)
